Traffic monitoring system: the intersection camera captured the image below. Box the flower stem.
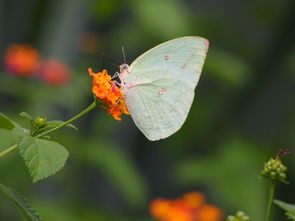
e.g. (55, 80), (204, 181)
(265, 180), (275, 221)
(0, 101), (97, 158)
(36, 101), (97, 138)
(0, 144), (18, 158)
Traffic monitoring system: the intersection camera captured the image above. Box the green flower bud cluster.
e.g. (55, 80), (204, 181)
(29, 116), (47, 136)
(261, 157), (287, 182)
(35, 116), (47, 127)
(226, 211), (251, 221)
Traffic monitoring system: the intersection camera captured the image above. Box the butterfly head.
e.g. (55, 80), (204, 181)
(119, 63), (130, 80)
(119, 63), (130, 73)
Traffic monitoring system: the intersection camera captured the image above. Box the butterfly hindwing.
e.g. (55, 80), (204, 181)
(124, 73), (194, 140)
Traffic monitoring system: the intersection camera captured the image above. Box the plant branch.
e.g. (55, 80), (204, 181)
(36, 101), (97, 138)
(0, 144), (18, 158)
(0, 101), (97, 158)
(265, 180), (275, 221)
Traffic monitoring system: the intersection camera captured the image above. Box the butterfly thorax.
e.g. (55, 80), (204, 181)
(119, 63), (131, 93)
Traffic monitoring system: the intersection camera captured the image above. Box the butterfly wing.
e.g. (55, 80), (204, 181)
(124, 36), (209, 141)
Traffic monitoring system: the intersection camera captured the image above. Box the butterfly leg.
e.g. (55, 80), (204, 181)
(111, 72), (119, 79)
(101, 80), (121, 97)
(112, 80), (121, 87)
(108, 97), (122, 114)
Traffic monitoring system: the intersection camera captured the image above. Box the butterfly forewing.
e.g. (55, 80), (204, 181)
(123, 36), (209, 140)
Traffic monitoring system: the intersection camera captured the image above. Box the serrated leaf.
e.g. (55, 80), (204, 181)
(274, 199), (295, 220)
(19, 112), (34, 122)
(0, 183), (42, 221)
(0, 113), (15, 130)
(18, 136), (69, 183)
(40, 120), (78, 132)
(12, 126), (29, 144)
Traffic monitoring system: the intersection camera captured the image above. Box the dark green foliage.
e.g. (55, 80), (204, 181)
(0, 0), (294, 220)
(274, 200), (295, 220)
(0, 184), (42, 221)
(0, 113), (15, 130)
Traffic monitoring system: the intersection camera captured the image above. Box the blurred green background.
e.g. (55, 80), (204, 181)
(0, 0), (295, 220)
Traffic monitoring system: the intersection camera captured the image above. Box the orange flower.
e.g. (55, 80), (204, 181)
(37, 58), (71, 86)
(182, 192), (206, 209)
(150, 198), (171, 220)
(4, 44), (40, 76)
(149, 192), (223, 221)
(88, 68), (129, 121)
(150, 198), (193, 221)
(197, 205), (223, 221)
(168, 199), (194, 221)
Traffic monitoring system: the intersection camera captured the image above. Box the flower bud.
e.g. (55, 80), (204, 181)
(236, 211), (245, 217)
(35, 116), (47, 127)
(226, 211), (251, 221)
(261, 157), (287, 182)
(279, 173), (286, 181)
(226, 216), (235, 221)
(270, 171), (276, 179)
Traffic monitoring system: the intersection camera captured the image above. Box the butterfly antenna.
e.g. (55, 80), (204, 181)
(111, 63), (119, 68)
(100, 52), (120, 65)
(121, 46), (126, 64)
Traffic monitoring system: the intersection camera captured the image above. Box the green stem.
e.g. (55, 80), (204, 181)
(265, 180), (275, 221)
(0, 144), (18, 158)
(36, 101), (97, 138)
(0, 101), (97, 158)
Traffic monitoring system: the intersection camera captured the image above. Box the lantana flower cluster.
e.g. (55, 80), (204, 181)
(4, 44), (71, 86)
(88, 68), (129, 121)
(149, 192), (223, 221)
(4, 44), (40, 76)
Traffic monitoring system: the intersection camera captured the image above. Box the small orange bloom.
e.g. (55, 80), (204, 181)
(150, 198), (171, 220)
(4, 44), (40, 76)
(37, 58), (71, 86)
(197, 205), (223, 221)
(182, 192), (206, 209)
(149, 192), (223, 221)
(88, 68), (129, 121)
(168, 200), (194, 221)
(150, 198), (193, 221)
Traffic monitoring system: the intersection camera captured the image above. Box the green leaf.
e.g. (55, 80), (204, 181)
(40, 120), (78, 132)
(0, 183), (42, 221)
(274, 199), (295, 220)
(19, 112), (34, 122)
(18, 136), (69, 183)
(0, 113), (15, 130)
(12, 126), (29, 144)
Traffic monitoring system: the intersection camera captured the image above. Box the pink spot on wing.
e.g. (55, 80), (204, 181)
(157, 88), (167, 95)
(164, 56), (169, 61)
(204, 39), (209, 49)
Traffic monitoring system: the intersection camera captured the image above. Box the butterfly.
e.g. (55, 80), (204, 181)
(118, 36), (209, 141)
